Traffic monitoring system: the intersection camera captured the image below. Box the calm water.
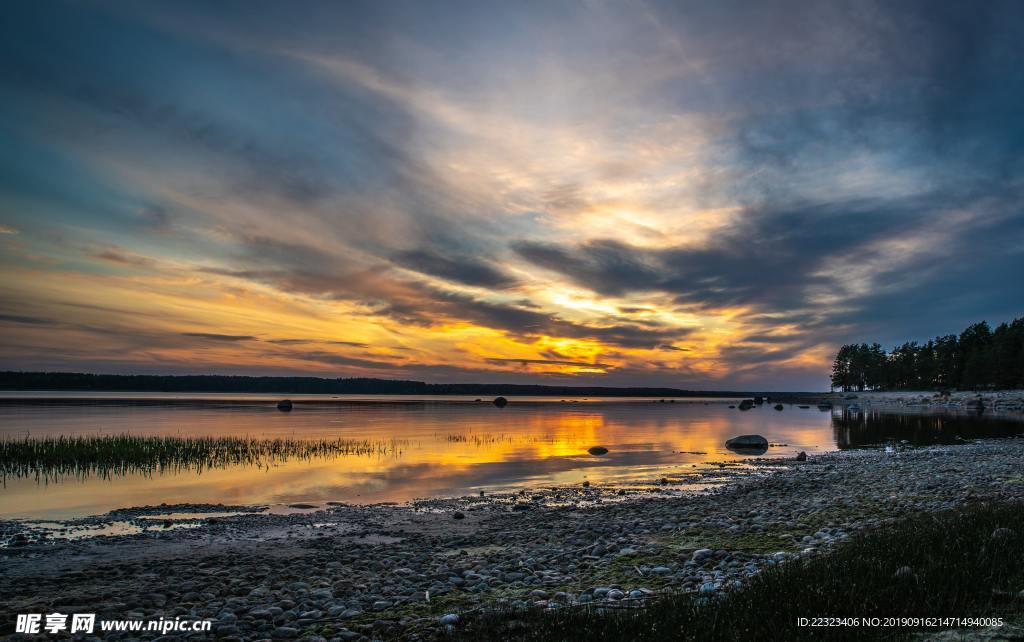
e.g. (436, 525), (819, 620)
(1, 394), (1021, 519)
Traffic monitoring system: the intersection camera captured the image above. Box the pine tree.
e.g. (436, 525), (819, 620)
(829, 315), (1022, 391)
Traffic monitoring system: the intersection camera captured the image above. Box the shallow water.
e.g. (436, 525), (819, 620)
(1, 394), (1021, 519)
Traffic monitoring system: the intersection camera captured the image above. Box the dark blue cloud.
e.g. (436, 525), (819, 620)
(2, 0), (1023, 389)
(181, 332), (255, 342)
(390, 249), (518, 288)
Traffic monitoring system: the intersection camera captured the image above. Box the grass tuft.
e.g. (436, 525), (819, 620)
(1, 434), (406, 483)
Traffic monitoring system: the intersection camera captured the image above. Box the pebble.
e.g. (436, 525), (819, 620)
(699, 582), (719, 595)
(272, 627), (299, 639)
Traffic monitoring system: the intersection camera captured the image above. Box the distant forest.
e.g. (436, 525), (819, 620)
(831, 315), (1024, 391)
(0, 371), (746, 397)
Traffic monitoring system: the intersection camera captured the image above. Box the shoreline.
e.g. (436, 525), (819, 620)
(4, 437), (1024, 640)
(0, 396), (744, 409)
(825, 389), (1024, 412)
(9, 401), (1023, 523)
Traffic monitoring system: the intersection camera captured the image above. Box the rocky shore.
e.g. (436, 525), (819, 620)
(4, 435), (1024, 641)
(828, 389), (1024, 415)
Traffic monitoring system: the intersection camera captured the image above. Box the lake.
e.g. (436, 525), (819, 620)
(1, 394), (1021, 519)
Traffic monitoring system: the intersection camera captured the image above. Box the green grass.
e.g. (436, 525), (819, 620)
(0, 434), (407, 482)
(446, 502), (1024, 641)
(662, 528), (802, 554)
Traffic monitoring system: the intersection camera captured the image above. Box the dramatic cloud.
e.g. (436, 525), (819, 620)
(0, 0), (1022, 389)
(181, 333), (256, 342)
(0, 314), (57, 326)
(390, 249), (517, 289)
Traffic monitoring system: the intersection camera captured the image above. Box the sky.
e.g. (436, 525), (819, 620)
(1, 0), (1023, 391)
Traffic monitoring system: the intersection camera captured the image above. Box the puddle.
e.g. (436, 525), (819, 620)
(12, 519), (200, 543)
(138, 512), (244, 521)
(262, 503), (328, 515)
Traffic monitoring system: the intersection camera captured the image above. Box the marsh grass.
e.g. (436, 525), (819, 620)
(446, 433), (515, 445)
(0, 434), (408, 483)
(447, 502), (1024, 641)
(443, 433), (559, 446)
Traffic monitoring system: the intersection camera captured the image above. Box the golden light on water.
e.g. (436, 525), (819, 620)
(0, 402), (834, 519)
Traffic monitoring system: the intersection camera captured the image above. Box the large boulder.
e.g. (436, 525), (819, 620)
(738, 399), (755, 411)
(726, 434), (768, 448)
(277, 399), (293, 411)
(493, 396), (508, 408)
(587, 446), (609, 456)
(725, 434), (769, 455)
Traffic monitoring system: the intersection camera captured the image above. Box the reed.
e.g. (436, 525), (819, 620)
(445, 433), (516, 445)
(0, 434), (407, 483)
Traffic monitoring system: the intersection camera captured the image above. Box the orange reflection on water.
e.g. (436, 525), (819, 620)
(0, 399), (838, 519)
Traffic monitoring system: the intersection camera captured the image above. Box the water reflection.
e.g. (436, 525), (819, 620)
(832, 410), (1024, 448)
(725, 444), (769, 456)
(0, 398), (1021, 519)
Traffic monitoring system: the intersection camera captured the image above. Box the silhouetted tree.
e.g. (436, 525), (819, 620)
(934, 334), (959, 388)
(959, 322), (993, 389)
(992, 319), (1024, 389)
(917, 340), (937, 389)
(829, 315), (1023, 391)
(865, 343), (887, 390)
(831, 344), (855, 391)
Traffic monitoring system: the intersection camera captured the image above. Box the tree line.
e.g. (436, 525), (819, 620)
(830, 315), (1024, 391)
(0, 371), (747, 397)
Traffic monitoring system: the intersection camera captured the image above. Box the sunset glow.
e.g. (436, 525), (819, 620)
(2, 2), (1022, 390)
